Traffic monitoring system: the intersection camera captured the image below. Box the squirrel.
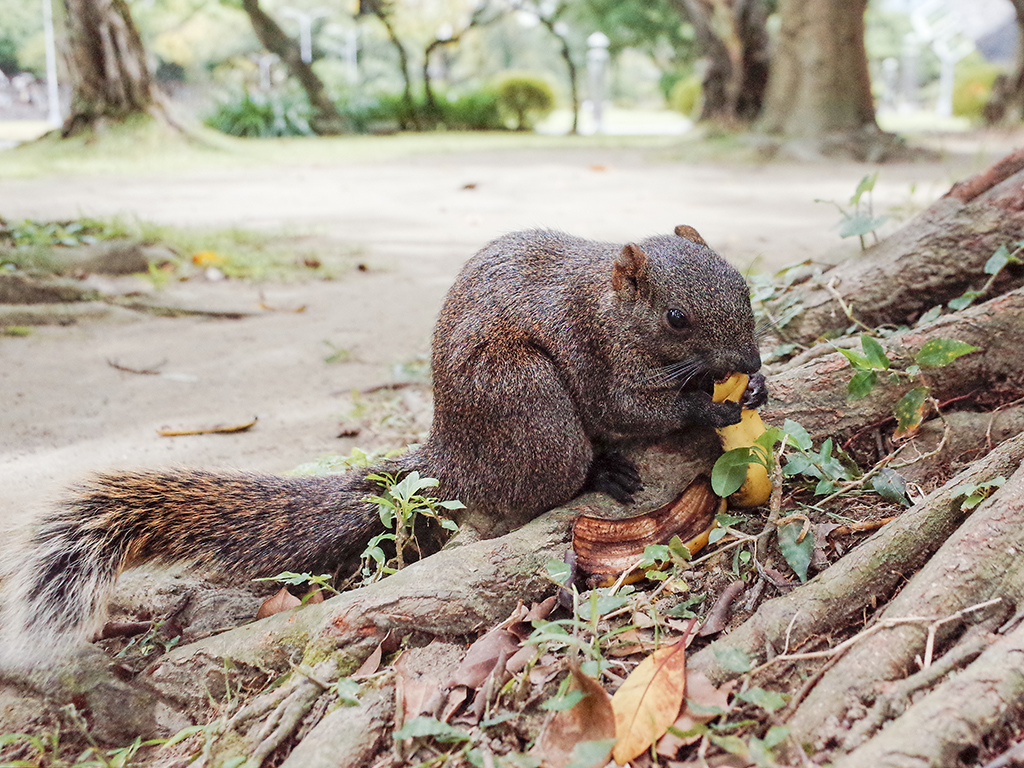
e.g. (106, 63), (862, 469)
(0, 225), (765, 668)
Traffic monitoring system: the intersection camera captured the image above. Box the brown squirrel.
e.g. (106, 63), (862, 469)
(0, 225), (764, 668)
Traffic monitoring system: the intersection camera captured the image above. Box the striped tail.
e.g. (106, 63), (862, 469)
(0, 466), (393, 670)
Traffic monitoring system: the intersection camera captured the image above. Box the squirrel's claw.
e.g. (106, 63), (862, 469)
(585, 451), (643, 505)
(741, 372), (769, 409)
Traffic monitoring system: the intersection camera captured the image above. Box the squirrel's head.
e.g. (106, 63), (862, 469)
(610, 225), (760, 389)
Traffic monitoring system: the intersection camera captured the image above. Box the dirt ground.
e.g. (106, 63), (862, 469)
(1, 130), (1021, 543)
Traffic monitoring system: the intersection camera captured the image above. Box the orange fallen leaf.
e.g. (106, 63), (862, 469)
(157, 416), (258, 436)
(256, 587), (301, 619)
(192, 250), (225, 266)
(611, 639), (688, 764)
(533, 662), (616, 768)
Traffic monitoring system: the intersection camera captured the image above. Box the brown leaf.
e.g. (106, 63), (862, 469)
(158, 416), (258, 437)
(353, 634), (387, 679)
(255, 587), (301, 619)
(612, 640), (688, 765)
(657, 673), (736, 757)
(449, 628), (521, 689)
(607, 628), (659, 658)
(533, 662), (616, 768)
(697, 581), (745, 637)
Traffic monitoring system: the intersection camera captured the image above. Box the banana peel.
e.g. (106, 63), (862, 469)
(713, 373), (772, 507)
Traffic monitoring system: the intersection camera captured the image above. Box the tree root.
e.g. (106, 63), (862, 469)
(688, 432), (1024, 686)
(762, 286), (1024, 444)
(784, 459), (1024, 755)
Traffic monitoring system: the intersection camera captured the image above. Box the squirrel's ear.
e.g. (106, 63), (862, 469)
(674, 224), (708, 247)
(612, 243), (648, 295)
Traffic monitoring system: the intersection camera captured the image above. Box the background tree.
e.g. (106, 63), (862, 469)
(61, 0), (174, 137)
(238, 0), (346, 135)
(758, 0), (901, 158)
(985, 0), (1024, 125)
(669, 0), (770, 123)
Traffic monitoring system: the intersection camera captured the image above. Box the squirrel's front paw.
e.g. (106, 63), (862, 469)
(742, 372), (768, 409)
(585, 451), (643, 504)
(693, 398), (742, 429)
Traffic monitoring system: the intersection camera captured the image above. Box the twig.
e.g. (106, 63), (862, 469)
(107, 358), (167, 375)
(823, 278), (874, 334)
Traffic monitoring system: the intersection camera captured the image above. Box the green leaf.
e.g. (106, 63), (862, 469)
(709, 733), (750, 758)
(394, 716), (471, 742)
(837, 346), (871, 370)
(545, 558), (572, 585)
(860, 334), (890, 369)
(778, 521), (813, 582)
(708, 527), (728, 544)
(782, 419), (813, 451)
(850, 172), (878, 205)
(714, 645), (753, 673)
(917, 305), (942, 325)
(565, 739), (617, 768)
(839, 214), (889, 238)
(872, 468), (910, 506)
(984, 244), (1011, 275)
(764, 725), (790, 748)
(948, 291), (982, 310)
(914, 338), (978, 368)
(540, 689), (585, 711)
(848, 370), (878, 400)
(738, 687), (790, 713)
(893, 386), (930, 437)
(712, 447), (754, 497)
(716, 512), (745, 528)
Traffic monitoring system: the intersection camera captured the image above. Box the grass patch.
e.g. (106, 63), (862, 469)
(0, 213), (362, 282)
(0, 113), (726, 180)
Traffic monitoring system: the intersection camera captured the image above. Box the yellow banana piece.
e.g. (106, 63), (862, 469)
(712, 373), (773, 507)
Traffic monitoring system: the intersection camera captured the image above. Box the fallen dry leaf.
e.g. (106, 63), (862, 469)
(157, 416), (258, 437)
(255, 587), (301, 619)
(533, 662), (616, 768)
(611, 640), (688, 765)
(656, 672), (736, 757)
(449, 628), (521, 690)
(697, 580), (745, 637)
(353, 636), (385, 679)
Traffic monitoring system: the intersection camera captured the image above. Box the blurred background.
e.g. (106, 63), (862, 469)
(0, 0), (1021, 146)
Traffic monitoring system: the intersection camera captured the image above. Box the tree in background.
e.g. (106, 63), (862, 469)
(669, 0), (770, 123)
(986, 0), (1024, 125)
(759, 0), (901, 158)
(61, 0), (175, 136)
(238, 0), (346, 135)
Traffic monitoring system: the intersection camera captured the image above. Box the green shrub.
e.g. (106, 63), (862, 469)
(204, 90), (313, 138)
(441, 89), (502, 131)
(493, 72), (555, 131)
(953, 54), (1002, 121)
(668, 75), (702, 117)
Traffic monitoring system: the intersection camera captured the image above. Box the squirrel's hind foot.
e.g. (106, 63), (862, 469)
(584, 451), (643, 504)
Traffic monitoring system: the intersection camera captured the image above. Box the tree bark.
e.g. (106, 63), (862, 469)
(763, 149), (1024, 348)
(670, 0), (769, 124)
(758, 0), (897, 159)
(985, 0), (1024, 125)
(538, 13), (580, 135)
(240, 0), (346, 135)
(60, 0), (172, 137)
(364, 1), (418, 130)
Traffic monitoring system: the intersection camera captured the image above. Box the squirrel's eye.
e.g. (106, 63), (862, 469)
(665, 308), (690, 330)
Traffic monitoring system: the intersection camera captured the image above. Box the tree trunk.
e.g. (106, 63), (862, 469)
(60, 0), (172, 137)
(762, 149), (1024, 348)
(365, 4), (418, 130)
(670, 0), (769, 124)
(240, 0), (346, 136)
(538, 15), (580, 135)
(758, 0), (898, 159)
(985, 0), (1024, 125)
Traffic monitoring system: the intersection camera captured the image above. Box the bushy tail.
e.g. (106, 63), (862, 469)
(0, 465), (397, 670)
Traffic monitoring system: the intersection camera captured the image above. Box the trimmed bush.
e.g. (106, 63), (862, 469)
(668, 75), (702, 118)
(953, 54), (1002, 121)
(493, 72), (555, 131)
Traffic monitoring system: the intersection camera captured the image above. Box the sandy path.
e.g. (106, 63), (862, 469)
(0, 137), (1010, 535)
